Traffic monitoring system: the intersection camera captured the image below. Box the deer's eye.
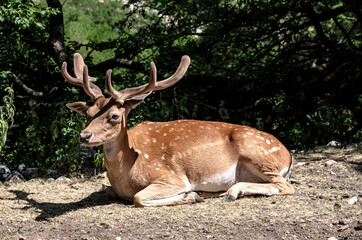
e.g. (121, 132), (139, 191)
(111, 114), (119, 120)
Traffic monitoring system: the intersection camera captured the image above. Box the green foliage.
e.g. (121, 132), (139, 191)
(0, 87), (15, 151)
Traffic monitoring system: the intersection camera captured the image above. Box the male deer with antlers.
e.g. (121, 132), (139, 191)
(62, 53), (294, 207)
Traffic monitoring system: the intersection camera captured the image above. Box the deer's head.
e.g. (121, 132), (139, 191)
(62, 53), (190, 146)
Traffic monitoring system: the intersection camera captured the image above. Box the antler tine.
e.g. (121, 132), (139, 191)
(106, 55), (190, 103)
(83, 65), (104, 101)
(61, 53), (96, 86)
(61, 62), (82, 86)
(153, 55), (190, 91)
(73, 53), (97, 82)
(105, 69), (123, 102)
(116, 62), (157, 103)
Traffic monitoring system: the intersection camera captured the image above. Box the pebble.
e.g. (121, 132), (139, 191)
(296, 162), (307, 166)
(327, 140), (341, 147)
(325, 160), (337, 167)
(347, 196), (358, 205)
(55, 176), (71, 182)
(327, 237), (337, 240)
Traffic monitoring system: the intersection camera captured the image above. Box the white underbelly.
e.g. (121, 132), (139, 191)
(192, 165), (236, 192)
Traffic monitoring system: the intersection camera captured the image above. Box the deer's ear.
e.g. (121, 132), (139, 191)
(124, 92), (152, 110)
(66, 102), (90, 115)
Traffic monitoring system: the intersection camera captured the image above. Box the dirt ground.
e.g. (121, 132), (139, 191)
(0, 147), (361, 240)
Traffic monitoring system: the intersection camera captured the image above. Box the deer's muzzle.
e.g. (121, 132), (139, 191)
(80, 131), (93, 144)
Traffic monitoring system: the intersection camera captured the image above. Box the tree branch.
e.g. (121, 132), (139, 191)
(11, 73), (44, 98)
(333, 16), (359, 52)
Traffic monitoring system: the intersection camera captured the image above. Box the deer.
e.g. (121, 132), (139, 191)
(62, 53), (294, 207)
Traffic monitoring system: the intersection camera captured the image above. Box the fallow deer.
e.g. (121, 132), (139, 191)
(62, 53), (294, 207)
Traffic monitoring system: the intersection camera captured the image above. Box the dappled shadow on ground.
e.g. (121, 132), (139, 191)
(8, 189), (130, 221)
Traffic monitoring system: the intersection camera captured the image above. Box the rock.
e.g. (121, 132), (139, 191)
(296, 162), (307, 166)
(18, 164), (26, 172)
(0, 163), (11, 179)
(327, 140), (341, 147)
(47, 178), (55, 182)
(327, 237), (337, 240)
(325, 160), (337, 167)
(56, 176), (71, 182)
(347, 196), (358, 205)
(345, 143), (357, 150)
(22, 168), (39, 179)
(337, 225), (349, 232)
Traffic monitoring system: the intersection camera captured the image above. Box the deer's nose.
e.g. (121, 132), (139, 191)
(80, 131), (93, 143)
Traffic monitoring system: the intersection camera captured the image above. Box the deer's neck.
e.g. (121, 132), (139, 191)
(103, 128), (136, 175)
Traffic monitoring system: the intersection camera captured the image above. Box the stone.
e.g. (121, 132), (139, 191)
(22, 168), (39, 179)
(56, 176), (71, 182)
(0, 163), (11, 179)
(325, 160), (337, 167)
(18, 164), (26, 172)
(296, 162), (307, 166)
(347, 196), (358, 205)
(327, 140), (341, 147)
(345, 143), (357, 150)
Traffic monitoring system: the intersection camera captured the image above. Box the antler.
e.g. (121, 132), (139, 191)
(61, 53), (104, 101)
(106, 55), (191, 104)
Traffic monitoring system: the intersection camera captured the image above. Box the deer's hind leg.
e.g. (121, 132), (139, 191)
(223, 173), (294, 202)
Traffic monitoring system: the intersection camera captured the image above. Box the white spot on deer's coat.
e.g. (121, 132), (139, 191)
(269, 147), (279, 153)
(260, 137), (265, 140)
(144, 154), (149, 159)
(155, 168), (160, 171)
(266, 140), (271, 144)
(163, 133), (167, 137)
(152, 138), (156, 143)
(171, 155), (176, 161)
(247, 132), (253, 135)
(161, 155), (166, 160)
(171, 170), (175, 175)
(264, 150), (269, 155)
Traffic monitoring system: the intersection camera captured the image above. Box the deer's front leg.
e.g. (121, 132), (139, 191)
(133, 183), (204, 207)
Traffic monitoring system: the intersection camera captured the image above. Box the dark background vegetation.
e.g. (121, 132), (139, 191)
(0, 0), (361, 172)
